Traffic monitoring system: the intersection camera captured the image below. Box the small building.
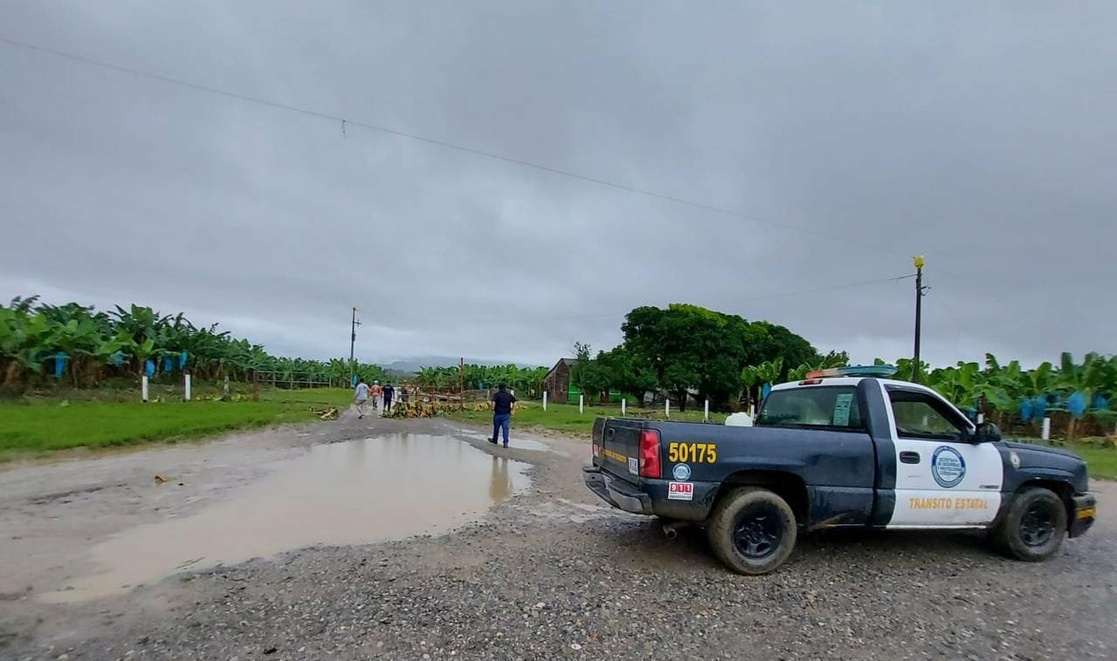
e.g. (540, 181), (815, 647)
(543, 358), (575, 404)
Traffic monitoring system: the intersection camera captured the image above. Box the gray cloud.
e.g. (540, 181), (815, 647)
(2, 1), (1114, 369)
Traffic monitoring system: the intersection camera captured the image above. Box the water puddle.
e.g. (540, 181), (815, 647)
(41, 434), (528, 603)
(455, 430), (556, 454)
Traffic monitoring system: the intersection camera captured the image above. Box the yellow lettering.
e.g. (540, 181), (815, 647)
(667, 442), (718, 464)
(911, 497), (972, 510)
(603, 448), (627, 463)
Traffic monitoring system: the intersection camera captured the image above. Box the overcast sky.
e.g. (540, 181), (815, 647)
(2, 1), (1114, 369)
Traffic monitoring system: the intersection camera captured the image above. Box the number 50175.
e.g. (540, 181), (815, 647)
(668, 442), (717, 464)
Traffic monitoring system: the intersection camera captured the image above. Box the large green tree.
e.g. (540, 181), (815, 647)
(621, 304), (816, 410)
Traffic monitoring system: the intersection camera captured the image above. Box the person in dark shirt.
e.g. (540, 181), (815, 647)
(382, 382), (395, 415)
(489, 383), (517, 448)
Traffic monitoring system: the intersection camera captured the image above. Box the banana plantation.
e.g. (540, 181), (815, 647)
(4, 295), (1114, 440)
(757, 353), (1116, 439)
(0, 296), (388, 390)
(884, 353), (1117, 439)
(413, 364), (550, 398)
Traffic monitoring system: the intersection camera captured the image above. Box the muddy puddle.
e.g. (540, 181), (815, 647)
(41, 434), (528, 603)
(454, 430), (560, 455)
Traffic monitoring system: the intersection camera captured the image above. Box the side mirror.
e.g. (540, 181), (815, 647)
(972, 421), (1002, 443)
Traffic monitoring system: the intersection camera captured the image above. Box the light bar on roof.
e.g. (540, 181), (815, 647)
(804, 365), (899, 380)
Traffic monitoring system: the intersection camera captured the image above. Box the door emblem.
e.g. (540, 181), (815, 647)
(1009, 451), (1021, 469)
(931, 446), (966, 488)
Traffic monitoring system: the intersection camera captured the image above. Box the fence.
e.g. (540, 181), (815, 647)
(252, 371), (334, 390)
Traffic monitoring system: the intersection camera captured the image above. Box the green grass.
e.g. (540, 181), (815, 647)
(1072, 446), (1117, 480)
(448, 402), (727, 436)
(0, 387), (356, 459)
(1011, 439), (1117, 481)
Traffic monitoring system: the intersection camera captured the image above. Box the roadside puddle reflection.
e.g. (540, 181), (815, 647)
(41, 434), (528, 602)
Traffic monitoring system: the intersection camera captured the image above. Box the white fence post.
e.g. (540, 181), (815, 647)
(704, 398), (709, 422)
(579, 394), (584, 414)
(621, 399), (626, 417)
(543, 391), (548, 411)
(142, 375), (149, 402)
(977, 413), (985, 424)
(185, 373), (192, 401)
(665, 399), (670, 418)
(1042, 417), (1051, 441)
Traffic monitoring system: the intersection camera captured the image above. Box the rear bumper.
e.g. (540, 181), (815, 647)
(1069, 493), (1097, 538)
(584, 464), (653, 514)
(582, 465), (717, 521)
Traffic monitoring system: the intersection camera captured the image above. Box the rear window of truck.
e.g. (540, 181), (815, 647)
(756, 386), (864, 430)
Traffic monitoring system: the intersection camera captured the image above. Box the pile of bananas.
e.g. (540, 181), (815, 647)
(384, 401), (449, 418)
(314, 406), (339, 420)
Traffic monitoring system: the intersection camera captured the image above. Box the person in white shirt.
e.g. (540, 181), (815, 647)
(354, 377), (371, 419)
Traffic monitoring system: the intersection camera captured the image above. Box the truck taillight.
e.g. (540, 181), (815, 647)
(638, 429), (661, 479)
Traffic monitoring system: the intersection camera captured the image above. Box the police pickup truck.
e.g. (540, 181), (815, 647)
(583, 365), (1097, 575)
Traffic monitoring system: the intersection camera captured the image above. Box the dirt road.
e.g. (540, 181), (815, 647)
(1, 412), (1114, 660)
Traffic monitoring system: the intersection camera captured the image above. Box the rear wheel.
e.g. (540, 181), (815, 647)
(707, 487), (797, 575)
(990, 487), (1067, 562)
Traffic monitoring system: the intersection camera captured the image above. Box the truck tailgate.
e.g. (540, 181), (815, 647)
(592, 418), (645, 481)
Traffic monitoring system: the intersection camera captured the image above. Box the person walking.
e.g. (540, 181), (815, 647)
(353, 377), (371, 419)
(489, 383), (517, 448)
(371, 380), (382, 413)
(383, 381), (395, 415)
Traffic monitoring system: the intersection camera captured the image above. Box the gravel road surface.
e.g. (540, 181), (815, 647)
(1, 412), (1114, 660)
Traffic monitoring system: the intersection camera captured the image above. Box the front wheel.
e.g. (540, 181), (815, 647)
(707, 487), (797, 575)
(990, 487), (1068, 562)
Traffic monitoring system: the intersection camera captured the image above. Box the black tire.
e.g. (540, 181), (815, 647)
(707, 487), (797, 575)
(990, 487), (1068, 562)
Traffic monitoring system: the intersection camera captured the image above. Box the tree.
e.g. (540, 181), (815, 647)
(597, 346), (656, 405)
(571, 341), (593, 394)
(745, 321), (820, 379)
(621, 304), (789, 410)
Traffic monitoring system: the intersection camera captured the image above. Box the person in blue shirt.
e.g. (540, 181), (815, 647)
(489, 383), (517, 448)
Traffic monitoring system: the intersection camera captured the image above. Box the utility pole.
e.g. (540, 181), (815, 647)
(912, 256), (926, 383)
(350, 306), (361, 386)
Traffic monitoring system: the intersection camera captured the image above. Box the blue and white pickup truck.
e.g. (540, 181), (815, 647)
(583, 366), (1097, 575)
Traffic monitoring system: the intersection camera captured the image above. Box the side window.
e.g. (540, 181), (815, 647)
(887, 389), (966, 441)
(757, 386), (864, 430)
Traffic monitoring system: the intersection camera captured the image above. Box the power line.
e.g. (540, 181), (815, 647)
(0, 35), (913, 257)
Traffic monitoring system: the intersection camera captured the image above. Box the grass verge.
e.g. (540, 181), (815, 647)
(1016, 440), (1117, 481)
(0, 387), (355, 459)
